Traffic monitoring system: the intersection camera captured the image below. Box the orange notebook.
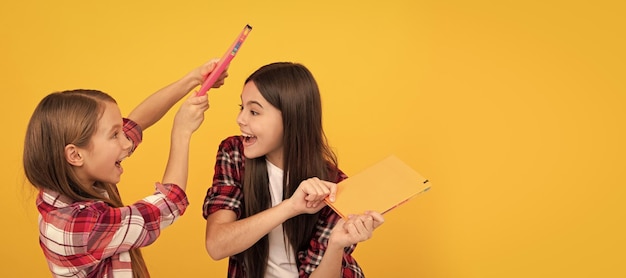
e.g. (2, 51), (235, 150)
(325, 155), (431, 219)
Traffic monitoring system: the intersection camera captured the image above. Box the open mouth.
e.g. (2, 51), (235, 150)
(242, 133), (257, 145)
(115, 157), (126, 168)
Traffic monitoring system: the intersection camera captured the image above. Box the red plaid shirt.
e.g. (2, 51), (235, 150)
(36, 118), (189, 278)
(203, 136), (364, 278)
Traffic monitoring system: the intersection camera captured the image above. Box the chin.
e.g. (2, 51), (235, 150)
(109, 176), (122, 185)
(243, 149), (262, 160)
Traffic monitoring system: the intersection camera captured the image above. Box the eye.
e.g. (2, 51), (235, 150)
(239, 104), (259, 116)
(112, 131), (119, 139)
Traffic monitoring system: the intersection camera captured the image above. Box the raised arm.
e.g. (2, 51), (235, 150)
(127, 59), (227, 131)
(161, 93), (209, 190)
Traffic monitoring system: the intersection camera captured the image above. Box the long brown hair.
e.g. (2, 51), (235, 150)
(240, 63), (339, 276)
(23, 89), (149, 278)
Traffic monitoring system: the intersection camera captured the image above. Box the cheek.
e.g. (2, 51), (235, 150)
(271, 114), (284, 136)
(269, 124), (284, 145)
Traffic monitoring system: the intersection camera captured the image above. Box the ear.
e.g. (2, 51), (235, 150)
(65, 144), (84, 166)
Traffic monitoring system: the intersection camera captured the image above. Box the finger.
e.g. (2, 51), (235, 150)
(207, 58), (220, 69)
(311, 178), (330, 197)
(219, 69), (229, 79)
(212, 68), (229, 88)
(313, 185), (329, 201)
(201, 58), (220, 78)
(303, 181), (323, 201)
(212, 78), (225, 88)
(311, 200), (326, 208)
(362, 214), (375, 230)
(365, 211), (385, 228)
(188, 94), (207, 106)
(325, 181), (337, 202)
(199, 100), (210, 111)
(351, 216), (373, 240)
(195, 94), (209, 102)
(345, 221), (362, 238)
(353, 215), (368, 231)
(319, 180), (331, 196)
(351, 214), (371, 230)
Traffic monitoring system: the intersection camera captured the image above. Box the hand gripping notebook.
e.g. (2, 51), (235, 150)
(324, 155), (431, 219)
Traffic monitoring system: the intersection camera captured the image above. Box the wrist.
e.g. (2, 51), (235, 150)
(326, 236), (346, 252)
(277, 198), (300, 219)
(180, 71), (202, 91)
(171, 127), (193, 142)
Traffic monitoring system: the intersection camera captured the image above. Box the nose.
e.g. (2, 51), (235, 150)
(236, 110), (245, 127)
(121, 135), (133, 153)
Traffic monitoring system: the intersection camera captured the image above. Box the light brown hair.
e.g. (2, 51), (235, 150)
(23, 89), (149, 278)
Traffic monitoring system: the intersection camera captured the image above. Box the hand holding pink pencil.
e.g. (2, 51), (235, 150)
(197, 24), (253, 96)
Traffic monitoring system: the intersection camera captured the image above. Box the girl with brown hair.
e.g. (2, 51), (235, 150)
(204, 62), (384, 278)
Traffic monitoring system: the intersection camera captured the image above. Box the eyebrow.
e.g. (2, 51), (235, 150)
(245, 100), (264, 108)
(107, 123), (123, 134)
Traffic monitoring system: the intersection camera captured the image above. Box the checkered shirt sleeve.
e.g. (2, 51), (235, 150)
(35, 118), (189, 277)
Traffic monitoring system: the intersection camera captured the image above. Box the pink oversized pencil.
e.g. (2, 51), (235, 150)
(197, 24), (253, 96)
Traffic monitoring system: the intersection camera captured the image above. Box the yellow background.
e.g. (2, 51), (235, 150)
(2, 1), (624, 277)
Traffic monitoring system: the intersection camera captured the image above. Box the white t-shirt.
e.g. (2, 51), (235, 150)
(265, 160), (298, 278)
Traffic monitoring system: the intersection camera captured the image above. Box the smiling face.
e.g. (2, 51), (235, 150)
(237, 81), (284, 168)
(74, 101), (133, 185)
